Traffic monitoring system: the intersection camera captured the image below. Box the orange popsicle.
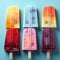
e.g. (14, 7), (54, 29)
(42, 6), (56, 28)
(5, 6), (20, 28)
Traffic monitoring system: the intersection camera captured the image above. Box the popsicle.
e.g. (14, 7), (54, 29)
(22, 28), (37, 59)
(41, 28), (55, 59)
(42, 6), (56, 28)
(23, 6), (38, 27)
(4, 28), (20, 60)
(5, 6), (20, 28)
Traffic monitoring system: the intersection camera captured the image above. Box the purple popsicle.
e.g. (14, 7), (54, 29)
(41, 28), (55, 51)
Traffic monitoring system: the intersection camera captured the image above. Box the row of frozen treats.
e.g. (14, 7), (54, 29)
(5, 6), (56, 28)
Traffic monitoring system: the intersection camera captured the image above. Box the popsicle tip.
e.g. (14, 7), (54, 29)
(42, 6), (55, 12)
(6, 6), (19, 15)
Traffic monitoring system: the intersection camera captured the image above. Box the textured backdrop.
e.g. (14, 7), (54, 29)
(0, 0), (60, 60)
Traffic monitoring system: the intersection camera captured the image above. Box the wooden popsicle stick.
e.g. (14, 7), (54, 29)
(28, 51), (31, 59)
(47, 51), (50, 59)
(9, 52), (13, 60)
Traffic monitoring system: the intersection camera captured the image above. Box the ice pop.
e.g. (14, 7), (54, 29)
(5, 6), (20, 28)
(42, 6), (56, 28)
(23, 6), (38, 27)
(4, 28), (20, 60)
(41, 28), (55, 59)
(22, 28), (37, 59)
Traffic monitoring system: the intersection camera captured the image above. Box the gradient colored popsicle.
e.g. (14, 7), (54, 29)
(41, 28), (55, 51)
(23, 6), (38, 27)
(5, 6), (20, 28)
(4, 28), (20, 51)
(22, 28), (37, 50)
(42, 6), (56, 28)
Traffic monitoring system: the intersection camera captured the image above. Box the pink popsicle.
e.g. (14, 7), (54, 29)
(22, 28), (37, 50)
(22, 28), (37, 59)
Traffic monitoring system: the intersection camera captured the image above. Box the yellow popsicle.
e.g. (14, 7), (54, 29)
(5, 6), (20, 28)
(42, 6), (56, 28)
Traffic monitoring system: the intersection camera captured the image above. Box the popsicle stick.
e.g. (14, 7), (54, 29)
(47, 51), (50, 59)
(9, 52), (13, 60)
(28, 51), (31, 59)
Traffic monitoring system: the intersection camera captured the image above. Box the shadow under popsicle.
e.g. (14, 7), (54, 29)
(37, 9), (41, 30)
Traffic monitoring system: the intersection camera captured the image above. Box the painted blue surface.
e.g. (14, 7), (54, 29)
(0, 0), (60, 60)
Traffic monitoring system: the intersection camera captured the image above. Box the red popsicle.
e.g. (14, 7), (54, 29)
(4, 28), (20, 60)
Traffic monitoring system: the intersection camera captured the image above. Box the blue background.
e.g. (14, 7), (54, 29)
(0, 0), (60, 60)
